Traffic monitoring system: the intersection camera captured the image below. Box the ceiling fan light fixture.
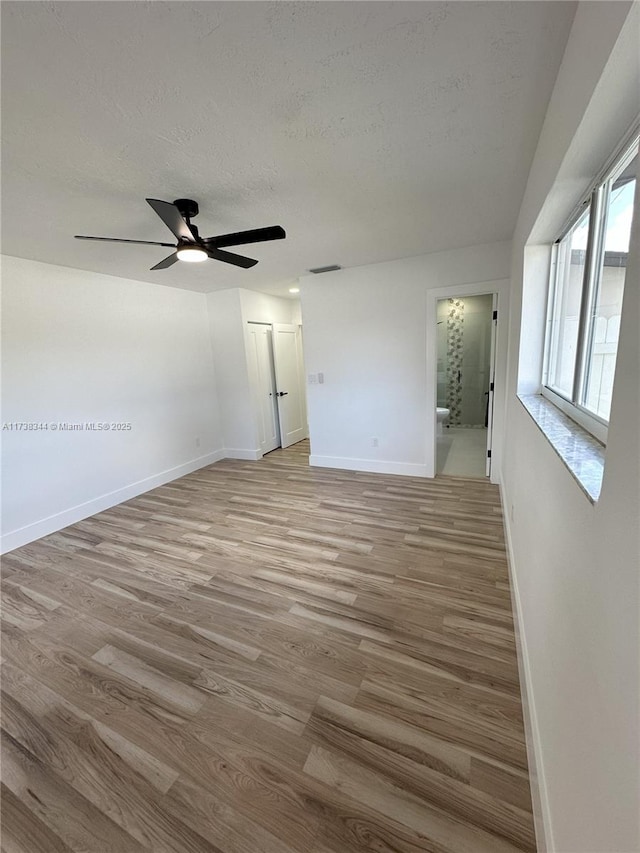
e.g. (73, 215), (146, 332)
(76, 199), (284, 270)
(177, 246), (208, 263)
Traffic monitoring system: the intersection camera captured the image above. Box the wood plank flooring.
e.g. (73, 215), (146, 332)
(0, 440), (537, 852)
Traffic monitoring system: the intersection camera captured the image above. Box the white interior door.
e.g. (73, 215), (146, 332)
(247, 324), (280, 455)
(485, 294), (498, 477)
(272, 323), (308, 449)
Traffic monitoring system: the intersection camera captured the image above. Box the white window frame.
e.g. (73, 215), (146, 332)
(542, 130), (639, 445)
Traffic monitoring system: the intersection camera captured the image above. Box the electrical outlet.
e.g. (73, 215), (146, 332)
(372, 437), (379, 448)
(308, 373), (318, 385)
(318, 372), (324, 384)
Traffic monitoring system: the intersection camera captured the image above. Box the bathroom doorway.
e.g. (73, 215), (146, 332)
(436, 294), (496, 477)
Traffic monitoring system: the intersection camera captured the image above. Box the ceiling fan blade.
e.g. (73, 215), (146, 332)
(75, 235), (175, 247)
(206, 247), (258, 268)
(150, 252), (179, 270)
(146, 198), (196, 242)
(204, 225), (286, 248)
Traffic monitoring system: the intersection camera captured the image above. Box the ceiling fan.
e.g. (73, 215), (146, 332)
(75, 198), (286, 270)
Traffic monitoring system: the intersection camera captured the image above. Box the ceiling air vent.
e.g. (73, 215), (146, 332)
(308, 264), (342, 274)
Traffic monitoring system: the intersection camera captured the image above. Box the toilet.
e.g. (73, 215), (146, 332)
(436, 407), (450, 436)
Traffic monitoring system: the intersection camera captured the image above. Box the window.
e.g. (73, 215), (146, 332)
(547, 206), (591, 398)
(544, 134), (638, 439)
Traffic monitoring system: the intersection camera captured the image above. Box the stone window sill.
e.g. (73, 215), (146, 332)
(518, 394), (604, 503)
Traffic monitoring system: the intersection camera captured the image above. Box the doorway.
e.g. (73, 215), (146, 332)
(246, 322), (308, 456)
(435, 294), (496, 477)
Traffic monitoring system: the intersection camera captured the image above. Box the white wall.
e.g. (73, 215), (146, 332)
(299, 242), (511, 478)
(501, 3), (639, 851)
(207, 289), (255, 456)
(239, 289), (299, 326)
(207, 287), (300, 457)
(1, 255), (224, 553)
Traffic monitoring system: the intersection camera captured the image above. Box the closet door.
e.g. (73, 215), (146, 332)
(247, 324), (280, 454)
(272, 324), (308, 448)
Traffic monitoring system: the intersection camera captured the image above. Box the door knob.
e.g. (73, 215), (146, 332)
(277, 391), (288, 397)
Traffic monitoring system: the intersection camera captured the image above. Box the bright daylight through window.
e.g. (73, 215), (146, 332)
(544, 133), (638, 436)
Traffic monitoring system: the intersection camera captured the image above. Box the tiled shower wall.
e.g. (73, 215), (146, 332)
(437, 295), (493, 426)
(446, 298), (464, 424)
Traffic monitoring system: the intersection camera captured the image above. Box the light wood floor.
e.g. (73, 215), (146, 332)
(0, 439), (536, 852)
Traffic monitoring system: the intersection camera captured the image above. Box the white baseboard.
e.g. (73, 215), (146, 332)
(0, 449), (226, 554)
(309, 454), (430, 478)
(499, 480), (552, 853)
(223, 448), (263, 461)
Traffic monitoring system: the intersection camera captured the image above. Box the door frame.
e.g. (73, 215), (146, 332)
(246, 321), (308, 457)
(425, 279), (509, 483)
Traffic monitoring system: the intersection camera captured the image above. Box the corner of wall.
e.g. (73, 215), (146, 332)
(0, 448), (226, 555)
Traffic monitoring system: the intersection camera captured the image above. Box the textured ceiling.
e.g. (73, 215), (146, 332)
(1, 1), (576, 296)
